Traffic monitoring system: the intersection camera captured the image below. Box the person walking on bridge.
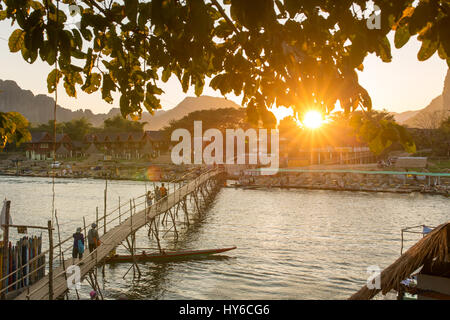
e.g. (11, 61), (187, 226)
(73, 227), (85, 264)
(88, 223), (100, 253)
(154, 185), (161, 202)
(146, 191), (153, 207)
(160, 183), (168, 201)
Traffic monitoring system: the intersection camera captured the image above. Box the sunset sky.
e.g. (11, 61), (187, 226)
(0, 20), (448, 116)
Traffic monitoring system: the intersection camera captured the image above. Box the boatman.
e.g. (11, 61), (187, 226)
(88, 223), (100, 253)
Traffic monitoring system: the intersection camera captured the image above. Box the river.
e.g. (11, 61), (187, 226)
(0, 175), (448, 299)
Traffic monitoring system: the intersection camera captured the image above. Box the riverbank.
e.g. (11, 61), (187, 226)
(226, 169), (450, 197)
(226, 181), (449, 196)
(0, 163), (205, 183)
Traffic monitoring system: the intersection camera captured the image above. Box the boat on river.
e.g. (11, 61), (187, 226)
(104, 246), (237, 263)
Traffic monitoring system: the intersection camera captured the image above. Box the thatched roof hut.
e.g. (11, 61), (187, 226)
(140, 139), (154, 154)
(349, 221), (450, 300)
(55, 144), (71, 156)
(85, 143), (102, 155)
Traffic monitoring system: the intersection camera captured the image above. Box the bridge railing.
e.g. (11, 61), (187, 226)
(1, 167), (220, 298)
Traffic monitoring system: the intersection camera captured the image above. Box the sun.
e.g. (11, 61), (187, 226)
(302, 110), (323, 129)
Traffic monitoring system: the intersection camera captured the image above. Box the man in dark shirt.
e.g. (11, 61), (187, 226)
(87, 223), (99, 253)
(73, 227), (85, 264)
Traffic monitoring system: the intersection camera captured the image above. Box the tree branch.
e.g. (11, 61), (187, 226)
(210, 0), (240, 35)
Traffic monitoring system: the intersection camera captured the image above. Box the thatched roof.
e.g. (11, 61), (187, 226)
(55, 144), (71, 155)
(349, 221), (450, 300)
(145, 130), (165, 142)
(85, 143), (102, 155)
(140, 139), (154, 153)
(30, 132), (52, 143)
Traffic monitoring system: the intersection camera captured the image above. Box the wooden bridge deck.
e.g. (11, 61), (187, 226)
(13, 169), (220, 300)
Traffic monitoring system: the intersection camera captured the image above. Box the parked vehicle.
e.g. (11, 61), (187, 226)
(50, 161), (61, 168)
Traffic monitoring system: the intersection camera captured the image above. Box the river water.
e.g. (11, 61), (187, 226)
(0, 175), (448, 300)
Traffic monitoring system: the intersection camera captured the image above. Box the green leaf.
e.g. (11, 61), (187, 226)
(8, 29), (25, 53)
(394, 24), (410, 49)
(47, 69), (62, 93)
(120, 95), (130, 114)
(21, 45), (38, 64)
(161, 68), (171, 83)
(194, 77), (204, 96)
(82, 73), (101, 94)
(181, 72), (190, 92)
(101, 73), (115, 104)
(46, 46), (57, 65)
(378, 36), (392, 63)
(437, 43), (447, 60)
(417, 39), (438, 61)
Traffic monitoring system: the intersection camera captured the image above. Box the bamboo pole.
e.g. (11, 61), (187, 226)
(118, 197), (121, 224)
(96, 207), (99, 230)
(130, 200), (133, 232)
(1, 200), (10, 300)
(83, 216), (87, 243)
(55, 211), (72, 300)
(48, 220), (54, 300)
(104, 178), (107, 235)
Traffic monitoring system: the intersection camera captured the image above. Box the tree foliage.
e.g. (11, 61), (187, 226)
(30, 119), (64, 134)
(0, 111), (31, 149)
(103, 114), (146, 132)
(1, 0), (448, 153)
(279, 110), (416, 156)
(30, 115), (143, 139)
(163, 107), (251, 136)
(2, 0), (448, 118)
(62, 117), (92, 140)
(348, 110), (416, 155)
(30, 118), (92, 140)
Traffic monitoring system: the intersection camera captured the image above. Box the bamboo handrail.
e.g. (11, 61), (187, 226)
(4, 168), (219, 298)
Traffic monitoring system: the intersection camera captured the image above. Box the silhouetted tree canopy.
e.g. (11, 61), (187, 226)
(163, 107), (252, 136)
(1, 0), (448, 152)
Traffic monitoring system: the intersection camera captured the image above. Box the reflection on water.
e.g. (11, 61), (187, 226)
(0, 176), (448, 299)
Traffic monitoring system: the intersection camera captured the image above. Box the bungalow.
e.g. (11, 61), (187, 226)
(82, 131), (168, 160)
(25, 132), (72, 160)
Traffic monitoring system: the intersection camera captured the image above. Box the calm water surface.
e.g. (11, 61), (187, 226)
(0, 176), (448, 299)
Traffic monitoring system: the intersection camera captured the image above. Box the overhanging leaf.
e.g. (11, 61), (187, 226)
(8, 29), (25, 53)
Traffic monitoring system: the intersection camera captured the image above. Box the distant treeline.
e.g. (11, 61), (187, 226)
(28, 114), (146, 141)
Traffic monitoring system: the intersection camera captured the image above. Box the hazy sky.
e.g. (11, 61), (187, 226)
(0, 21), (447, 115)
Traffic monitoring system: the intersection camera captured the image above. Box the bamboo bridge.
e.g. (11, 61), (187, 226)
(1, 168), (224, 300)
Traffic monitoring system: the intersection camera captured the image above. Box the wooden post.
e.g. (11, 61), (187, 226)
(96, 207), (99, 230)
(1, 200), (10, 300)
(83, 216), (87, 241)
(129, 200), (133, 232)
(104, 178), (107, 235)
(48, 220), (54, 300)
(118, 197), (121, 224)
(55, 211), (69, 300)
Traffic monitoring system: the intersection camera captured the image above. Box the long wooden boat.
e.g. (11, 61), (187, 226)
(104, 246), (237, 264)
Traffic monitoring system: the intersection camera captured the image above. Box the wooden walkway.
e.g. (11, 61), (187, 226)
(13, 169), (221, 300)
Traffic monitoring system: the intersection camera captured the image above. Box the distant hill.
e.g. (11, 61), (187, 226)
(390, 109), (421, 124)
(0, 79), (241, 130)
(140, 96), (241, 130)
(401, 69), (450, 128)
